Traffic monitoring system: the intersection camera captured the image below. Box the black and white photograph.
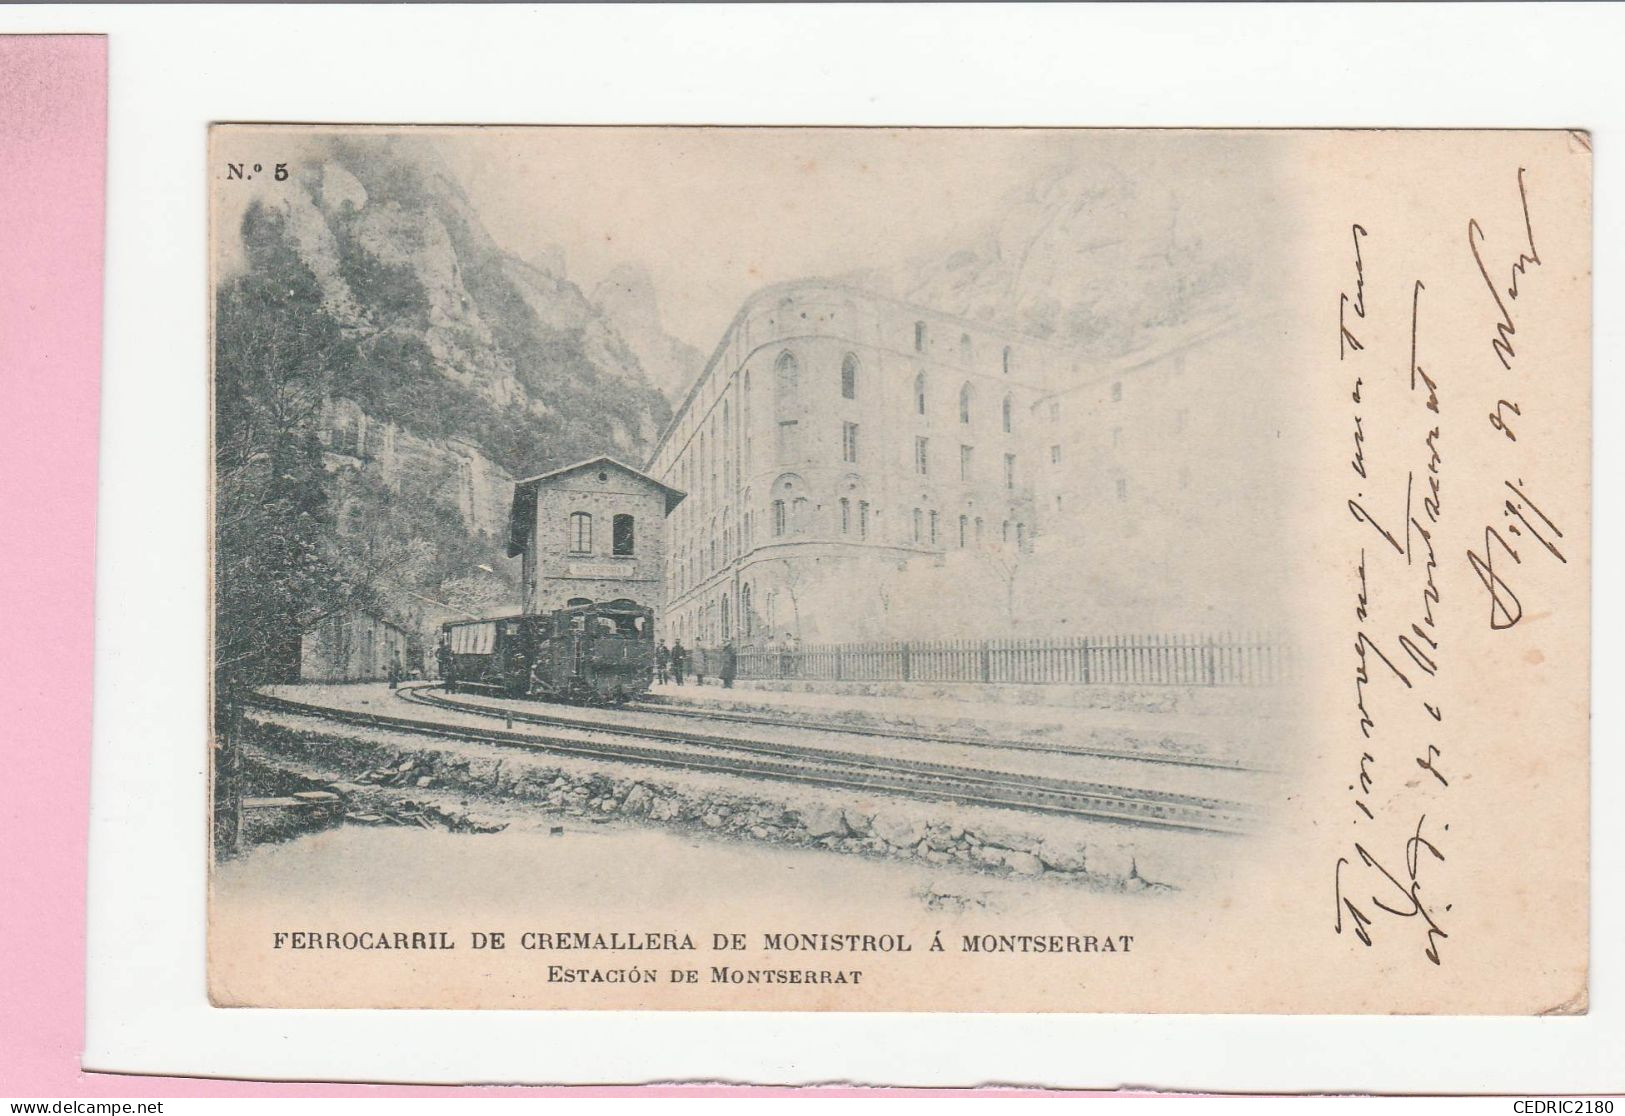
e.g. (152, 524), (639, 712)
(206, 125), (1589, 1014)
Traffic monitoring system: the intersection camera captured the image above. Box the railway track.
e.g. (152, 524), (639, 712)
(632, 697), (1259, 772)
(245, 686), (1254, 835)
(445, 681), (1256, 772)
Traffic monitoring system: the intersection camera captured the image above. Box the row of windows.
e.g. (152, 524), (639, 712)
(669, 581), (782, 647)
(770, 496), (871, 539)
(668, 477), (1031, 602)
(667, 340), (1098, 561)
(912, 321), (1020, 377)
(670, 450), (1174, 594)
(704, 419), (1025, 496)
(913, 437), (1019, 489)
(669, 460), (1177, 600)
(566, 511), (636, 556)
(670, 498), (761, 596)
(671, 488), (868, 599)
(774, 349), (1024, 431)
(913, 375), (1017, 433)
(908, 508), (1028, 550)
(770, 419), (862, 466)
(775, 350), (862, 405)
(670, 350), (1037, 523)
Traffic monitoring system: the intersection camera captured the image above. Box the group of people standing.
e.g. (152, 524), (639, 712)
(656, 639), (736, 688)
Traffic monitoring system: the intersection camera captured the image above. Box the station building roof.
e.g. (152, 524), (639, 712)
(506, 455), (686, 557)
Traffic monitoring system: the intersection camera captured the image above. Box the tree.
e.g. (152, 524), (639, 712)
(774, 557), (807, 643)
(213, 203), (353, 702)
(979, 546), (1024, 634)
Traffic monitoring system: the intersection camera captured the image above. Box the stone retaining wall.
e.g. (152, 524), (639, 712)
(242, 716), (1163, 891)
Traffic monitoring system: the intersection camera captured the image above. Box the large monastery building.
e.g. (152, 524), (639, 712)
(647, 280), (1290, 648)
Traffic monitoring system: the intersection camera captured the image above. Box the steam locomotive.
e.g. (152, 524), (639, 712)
(436, 598), (655, 703)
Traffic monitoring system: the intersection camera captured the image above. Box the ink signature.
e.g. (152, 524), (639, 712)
(1334, 815), (1449, 965)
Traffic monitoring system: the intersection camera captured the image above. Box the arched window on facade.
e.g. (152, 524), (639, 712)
(840, 497), (851, 534)
(959, 382), (973, 424)
(568, 511), (592, 553)
(958, 514), (968, 548)
(612, 513), (635, 556)
(1002, 394), (1013, 434)
(1016, 522), (1026, 548)
(721, 594), (731, 639)
(741, 584), (753, 637)
(841, 353), (859, 400)
(859, 501), (870, 539)
(1002, 345), (1013, 375)
(913, 507), (923, 543)
(930, 509), (940, 546)
(771, 474), (803, 536)
(914, 371), (927, 417)
(775, 350), (799, 409)
(915, 321), (927, 352)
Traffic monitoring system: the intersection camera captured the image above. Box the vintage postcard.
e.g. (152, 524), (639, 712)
(208, 126), (1589, 1013)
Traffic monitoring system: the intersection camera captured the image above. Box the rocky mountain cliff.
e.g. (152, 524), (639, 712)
(215, 137), (674, 662)
(591, 264), (706, 405)
(258, 138), (673, 467)
(848, 154), (1270, 363)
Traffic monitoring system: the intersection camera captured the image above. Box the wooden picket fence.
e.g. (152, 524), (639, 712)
(723, 632), (1294, 687)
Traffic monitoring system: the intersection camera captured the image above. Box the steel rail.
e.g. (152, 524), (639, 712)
(407, 686), (1246, 815)
(244, 689), (1250, 834)
(627, 696), (1261, 772)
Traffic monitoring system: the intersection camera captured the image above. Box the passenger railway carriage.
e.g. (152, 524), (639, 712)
(437, 599), (657, 703)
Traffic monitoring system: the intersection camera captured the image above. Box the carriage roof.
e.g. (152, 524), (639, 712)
(440, 613), (524, 632)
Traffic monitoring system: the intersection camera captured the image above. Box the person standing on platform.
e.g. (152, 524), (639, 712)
(436, 635), (452, 685)
(721, 641), (737, 689)
(656, 640), (671, 685)
(671, 639), (687, 685)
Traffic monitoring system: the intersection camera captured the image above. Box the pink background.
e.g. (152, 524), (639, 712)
(0, 32), (1071, 1099)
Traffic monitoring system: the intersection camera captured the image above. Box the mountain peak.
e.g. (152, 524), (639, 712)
(590, 263), (703, 407)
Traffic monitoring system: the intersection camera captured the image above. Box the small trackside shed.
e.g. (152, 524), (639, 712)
(300, 609), (413, 683)
(506, 456), (685, 616)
